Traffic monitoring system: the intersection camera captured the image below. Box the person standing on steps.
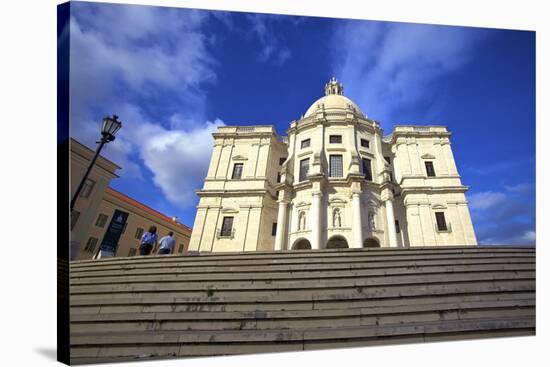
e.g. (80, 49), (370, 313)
(157, 231), (176, 255)
(139, 225), (158, 255)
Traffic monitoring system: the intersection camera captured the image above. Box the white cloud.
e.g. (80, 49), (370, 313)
(247, 13), (292, 65)
(468, 191), (507, 210)
(69, 3), (227, 209)
(137, 119), (225, 206)
(505, 183), (534, 194)
(332, 21), (488, 128)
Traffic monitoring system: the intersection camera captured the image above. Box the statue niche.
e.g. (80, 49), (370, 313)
(333, 208), (342, 228)
(298, 211), (307, 231)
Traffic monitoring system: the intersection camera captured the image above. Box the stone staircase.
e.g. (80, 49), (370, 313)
(69, 246), (535, 364)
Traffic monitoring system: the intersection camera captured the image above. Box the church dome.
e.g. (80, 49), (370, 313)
(303, 77), (365, 118)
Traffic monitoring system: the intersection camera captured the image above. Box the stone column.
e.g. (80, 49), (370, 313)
(311, 191), (322, 250)
(351, 191), (363, 248)
(385, 197), (398, 248)
(274, 200), (288, 251)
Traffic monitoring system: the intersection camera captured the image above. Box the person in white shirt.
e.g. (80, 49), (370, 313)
(157, 231), (176, 255)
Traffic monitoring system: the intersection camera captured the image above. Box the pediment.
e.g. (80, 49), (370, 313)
(295, 201), (310, 208)
(431, 203), (447, 209)
(221, 207), (239, 214)
(232, 155), (248, 161)
(329, 197), (347, 204)
(421, 153), (436, 159)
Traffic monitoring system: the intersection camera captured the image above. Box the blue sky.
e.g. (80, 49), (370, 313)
(68, 1), (535, 245)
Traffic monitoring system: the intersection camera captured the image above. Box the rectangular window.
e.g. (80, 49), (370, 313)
(435, 212), (448, 231)
(425, 161), (436, 177)
(279, 157), (286, 165)
(329, 155), (343, 177)
(395, 220), (400, 234)
(128, 248), (137, 257)
(360, 139), (370, 148)
(277, 172), (281, 183)
(275, 190), (280, 198)
(301, 138), (311, 149)
(221, 217), (234, 237)
(329, 135), (342, 144)
(80, 178), (96, 198)
(232, 163), (243, 179)
(272, 222), (277, 236)
(178, 244), (184, 253)
(134, 227), (144, 240)
(95, 213), (109, 228)
(362, 158), (373, 181)
(84, 237), (98, 253)
(299, 158), (309, 182)
(70, 210), (80, 231)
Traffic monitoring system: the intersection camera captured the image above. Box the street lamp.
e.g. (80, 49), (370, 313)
(70, 115), (122, 211)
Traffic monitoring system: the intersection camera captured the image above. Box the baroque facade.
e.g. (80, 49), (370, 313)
(189, 78), (477, 252)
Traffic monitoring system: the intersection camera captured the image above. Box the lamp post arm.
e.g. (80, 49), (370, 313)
(70, 137), (108, 211)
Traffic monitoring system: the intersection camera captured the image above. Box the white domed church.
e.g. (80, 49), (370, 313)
(189, 78), (477, 252)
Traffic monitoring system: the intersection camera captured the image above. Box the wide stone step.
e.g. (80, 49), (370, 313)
(68, 246), (535, 364)
(71, 246), (534, 266)
(70, 251), (535, 272)
(70, 316), (535, 363)
(70, 263), (535, 285)
(70, 279), (535, 305)
(70, 270), (535, 296)
(72, 298), (535, 321)
(69, 257), (535, 278)
(70, 291), (535, 315)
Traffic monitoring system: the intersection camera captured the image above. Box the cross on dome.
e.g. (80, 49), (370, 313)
(324, 77), (344, 96)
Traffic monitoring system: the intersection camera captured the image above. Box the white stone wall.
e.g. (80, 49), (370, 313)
(189, 92), (477, 252)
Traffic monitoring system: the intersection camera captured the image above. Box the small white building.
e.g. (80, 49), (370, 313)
(189, 78), (477, 252)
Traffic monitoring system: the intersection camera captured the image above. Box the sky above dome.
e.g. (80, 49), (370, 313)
(66, 1), (536, 245)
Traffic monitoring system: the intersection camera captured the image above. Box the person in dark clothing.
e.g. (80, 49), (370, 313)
(139, 226), (158, 255)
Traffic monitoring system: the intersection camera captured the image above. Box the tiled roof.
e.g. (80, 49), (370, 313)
(106, 187), (191, 233)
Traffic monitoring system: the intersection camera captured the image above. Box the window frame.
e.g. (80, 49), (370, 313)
(95, 213), (109, 228)
(362, 158), (373, 181)
(272, 222), (277, 236)
(300, 138), (311, 149)
(220, 216), (234, 237)
(395, 219), (400, 234)
(299, 158), (310, 182)
(231, 163), (244, 180)
(425, 161), (436, 177)
(435, 212), (448, 231)
(84, 237), (98, 253)
(329, 135), (342, 144)
(134, 227), (144, 240)
(329, 154), (343, 178)
(360, 138), (370, 148)
(80, 178), (96, 198)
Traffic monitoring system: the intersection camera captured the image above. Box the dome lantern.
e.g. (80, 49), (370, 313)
(324, 77), (344, 96)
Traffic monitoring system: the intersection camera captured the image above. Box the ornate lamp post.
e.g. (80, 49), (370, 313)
(70, 115), (122, 211)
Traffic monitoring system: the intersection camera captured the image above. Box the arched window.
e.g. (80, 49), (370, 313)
(364, 237), (380, 248)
